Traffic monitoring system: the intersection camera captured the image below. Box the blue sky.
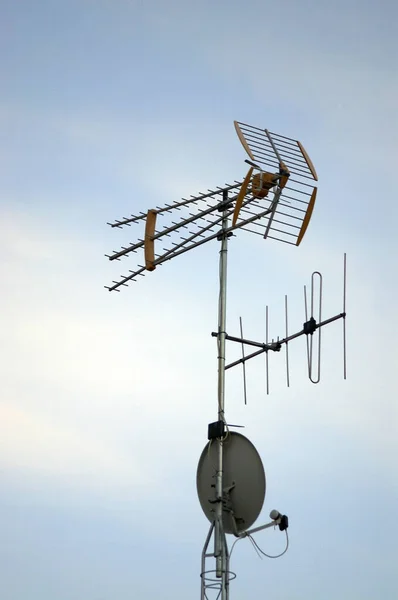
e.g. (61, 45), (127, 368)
(1, 1), (398, 599)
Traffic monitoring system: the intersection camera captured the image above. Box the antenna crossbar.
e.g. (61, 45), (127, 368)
(107, 183), (242, 229)
(219, 312), (346, 371)
(106, 181), (316, 291)
(153, 202), (279, 267)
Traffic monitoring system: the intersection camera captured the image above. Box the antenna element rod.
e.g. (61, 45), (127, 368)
(285, 295), (290, 387)
(266, 306), (269, 395)
(239, 317), (248, 405)
(343, 253), (347, 379)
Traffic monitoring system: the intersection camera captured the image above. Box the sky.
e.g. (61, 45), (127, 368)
(1, 1), (398, 599)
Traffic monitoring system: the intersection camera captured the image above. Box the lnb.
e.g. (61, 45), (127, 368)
(269, 509), (281, 520)
(269, 510), (289, 531)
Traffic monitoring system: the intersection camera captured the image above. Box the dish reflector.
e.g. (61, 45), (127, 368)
(196, 432), (266, 534)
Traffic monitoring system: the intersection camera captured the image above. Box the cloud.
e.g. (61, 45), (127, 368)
(0, 402), (146, 490)
(2, 200), (397, 515)
(0, 208), (218, 511)
(1, 3), (397, 599)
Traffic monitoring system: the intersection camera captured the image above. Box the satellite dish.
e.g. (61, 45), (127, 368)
(196, 432), (266, 534)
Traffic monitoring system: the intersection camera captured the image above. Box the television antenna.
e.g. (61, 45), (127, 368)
(105, 120), (347, 600)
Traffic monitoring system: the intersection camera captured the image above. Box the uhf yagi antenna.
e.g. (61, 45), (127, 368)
(105, 120), (347, 600)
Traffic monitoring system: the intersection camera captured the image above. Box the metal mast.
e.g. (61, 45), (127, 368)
(199, 190), (234, 600)
(215, 191), (229, 598)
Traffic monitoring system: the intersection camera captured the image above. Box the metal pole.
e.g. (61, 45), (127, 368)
(215, 190), (229, 598)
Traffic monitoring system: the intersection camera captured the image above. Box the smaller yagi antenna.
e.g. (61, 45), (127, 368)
(215, 254), (347, 400)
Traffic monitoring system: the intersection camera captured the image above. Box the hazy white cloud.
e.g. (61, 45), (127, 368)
(0, 402), (145, 487)
(2, 205), (397, 510)
(2, 2), (397, 598)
